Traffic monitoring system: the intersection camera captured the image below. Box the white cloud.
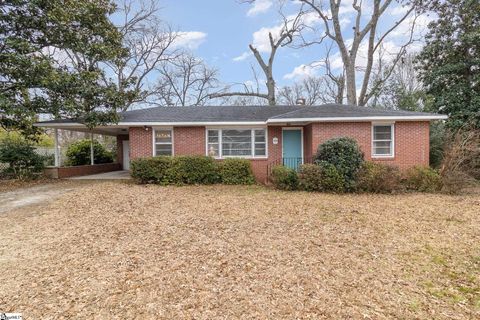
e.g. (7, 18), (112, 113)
(233, 51), (252, 62)
(252, 25), (284, 52)
(284, 64), (319, 80)
(250, 11), (322, 53)
(388, 14), (434, 38)
(173, 31), (207, 49)
(247, 0), (273, 17)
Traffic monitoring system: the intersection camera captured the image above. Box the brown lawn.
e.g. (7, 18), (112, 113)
(0, 181), (479, 319)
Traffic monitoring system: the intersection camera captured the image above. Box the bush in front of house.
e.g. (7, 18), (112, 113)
(314, 137), (364, 191)
(298, 164), (323, 191)
(130, 156), (173, 184)
(218, 158), (255, 185)
(168, 156), (219, 185)
(297, 162), (344, 193)
(0, 137), (45, 180)
(356, 161), (402, 193)
(65, 139), (114, 166)
(404, 166), (443, 192)
(315, 161), (345, 193)
(271, 165), (298, 190)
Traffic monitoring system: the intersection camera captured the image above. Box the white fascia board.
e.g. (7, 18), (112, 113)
(267, 115), (448, 123)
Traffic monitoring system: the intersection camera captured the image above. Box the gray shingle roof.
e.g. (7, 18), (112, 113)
(36, 104), (446, 125)
(268, 104), (444, 120)
(119, 105), (302, 122)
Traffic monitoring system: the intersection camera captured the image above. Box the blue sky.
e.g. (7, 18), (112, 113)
(160, 0), (321, 88)
(136, 0), (432, 90)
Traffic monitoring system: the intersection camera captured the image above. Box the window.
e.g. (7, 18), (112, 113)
(154, 129), (173, 156)
(207, 128), (267, 158)
(207, 129), (219, 157)
(372, 124), (394, 157)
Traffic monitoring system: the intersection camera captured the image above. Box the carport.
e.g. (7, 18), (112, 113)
(34, 121), (131, 178)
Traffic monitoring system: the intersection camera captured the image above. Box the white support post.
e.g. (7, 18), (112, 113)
(90, 133), (94, 165)
(54, 128), (60, 167)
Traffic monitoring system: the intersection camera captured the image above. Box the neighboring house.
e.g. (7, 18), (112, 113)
(36, 104), (447, 182)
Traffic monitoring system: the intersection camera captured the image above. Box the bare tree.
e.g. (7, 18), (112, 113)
(155, 54), (219, 106)
(292, 0), (420, 106)
(210, 7), (306, 105)
(105, 0), (180, 110)
(278, 76), (338, 105)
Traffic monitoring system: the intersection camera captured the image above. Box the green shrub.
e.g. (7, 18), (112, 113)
(219, 158), (255, 185)
(271, 165), (298, 190)
(297, 162), (346, 193)
(298, 164), (323, 191)
(0, 138), (45, 180)
(316, 161), (345, 193)
(315, 137), (364, 191)
(130, 156), (173, 184)
(404, 166), (443, 192)
(65, 139), (114, 166)
(168, 156), (219, 185)
(356, 161), (402, 193)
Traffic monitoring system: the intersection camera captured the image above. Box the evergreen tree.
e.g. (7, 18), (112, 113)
(0, 0), (135, 137)
(417, 0), (480, 129)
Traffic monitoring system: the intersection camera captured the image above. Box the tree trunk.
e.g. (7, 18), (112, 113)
(345, 62), (357, 105)
(266, 77), (276, 106)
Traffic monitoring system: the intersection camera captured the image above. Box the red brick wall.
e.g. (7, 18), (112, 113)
(45, 163), (122, 179)
(174, 127), (205, 155)
(309, 121), (430, 168)
(129, 127), (153, 159)
(127, 122), (430, 182)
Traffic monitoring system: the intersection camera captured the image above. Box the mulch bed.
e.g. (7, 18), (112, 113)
(0, 182), (479, 319)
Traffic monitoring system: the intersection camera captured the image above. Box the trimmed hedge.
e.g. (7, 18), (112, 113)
(315, 137), (364, 191)
(356, 161), (402, 193)
(271, 165), (298, 190)
(219, 158), (255, 185)
(130, 156), (173, 184)
(131, 156), (255, 185)
(168, 156), (219, 185)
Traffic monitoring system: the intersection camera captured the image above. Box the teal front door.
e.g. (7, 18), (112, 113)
(282, 129), (303, 170)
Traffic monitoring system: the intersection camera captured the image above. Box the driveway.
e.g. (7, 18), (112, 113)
(0, 181), (91, 214)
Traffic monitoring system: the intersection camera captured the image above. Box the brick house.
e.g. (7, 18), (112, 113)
(37, 104), (447, 182)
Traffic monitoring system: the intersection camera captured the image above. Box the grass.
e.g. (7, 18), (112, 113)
(0, 181), (479, 319)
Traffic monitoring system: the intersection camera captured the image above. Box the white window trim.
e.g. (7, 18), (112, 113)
(205, 127), (268, 159)
(371, 123), (395, 158)
(152, 127), (174, 156)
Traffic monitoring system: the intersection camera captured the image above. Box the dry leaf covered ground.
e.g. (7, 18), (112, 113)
(0, 181), (479, 319)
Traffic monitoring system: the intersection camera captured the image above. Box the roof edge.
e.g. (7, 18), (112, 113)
(35, 115), (447, 128)
(267, 115), (448, 123)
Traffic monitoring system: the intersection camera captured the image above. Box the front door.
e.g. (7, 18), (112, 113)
(122, 140), (130, 170)
(282, 129), (302, 170)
